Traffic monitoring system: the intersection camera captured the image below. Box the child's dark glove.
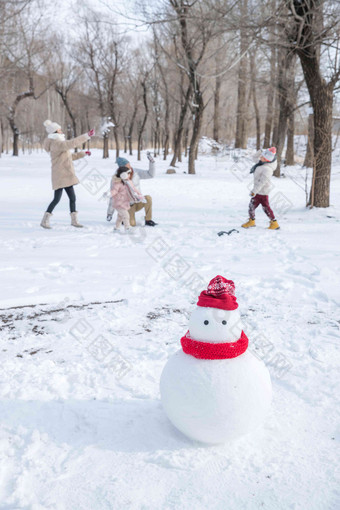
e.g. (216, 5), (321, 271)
(147, 151), (155, 163)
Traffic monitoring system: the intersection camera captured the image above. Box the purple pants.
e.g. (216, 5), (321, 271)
(249, 194), (275, 221)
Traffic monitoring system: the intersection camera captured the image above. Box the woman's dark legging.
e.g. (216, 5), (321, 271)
(47, 186), (76, 213)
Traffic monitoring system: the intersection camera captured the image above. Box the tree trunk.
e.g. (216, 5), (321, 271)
(55, 88), (77, 147)
(235, 0), (249, 149)
(178, 133), (182, 163)
(304, 113), (314, 167)
(273, 48), (295, 176)
(81, 119), (87, 149)
(289, 0), (334, 207)
(309, 88), (333, 207)
(244, 75), (253, 147)
(171, 130), (176, 158)
(103, 134), (109, 159)
(271, 87), (280, 148)
(253, 90), (261, 151)
(154, 130), (158, 157)
(9, 116), (19, 157)
(157, 62), (170, 160)
(0, 119), (3, 156)
(286, 112), (295, 166)
(297, 53), (333, 207)
(163, 130), (169, 160)
(213, 75), (221, 142)
(12, 129), (19, 156)
(128, 136), (133, 156)
(170, 85), (191, 167)
(250, 52), (261, 150)
(8, 88), (34, 156)
(113, 129), (119, 159)
(72, 119), (77, 139)
(128, 101), (138, 156)
(184, 125), (189, 157)
(137, 80), (149, 161)
(123, 124), (128, 153)
(263, 38), (276, 148)
(188, 93), (204, 174)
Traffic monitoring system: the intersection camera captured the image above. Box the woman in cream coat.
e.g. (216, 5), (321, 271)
(40, 120), (94, 229)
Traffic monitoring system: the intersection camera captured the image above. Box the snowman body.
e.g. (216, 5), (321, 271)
(160, 305), (272, 444)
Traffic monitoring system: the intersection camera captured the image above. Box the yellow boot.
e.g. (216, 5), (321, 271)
(242, 219), (256, 228)
(268, 219), (280, 230)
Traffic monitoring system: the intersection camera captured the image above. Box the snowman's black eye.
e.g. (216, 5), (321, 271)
(204, 320), (209, 325)
(222, 320), (227, 325)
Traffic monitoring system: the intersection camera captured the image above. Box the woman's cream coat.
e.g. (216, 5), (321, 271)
(43, 133), (90, 190)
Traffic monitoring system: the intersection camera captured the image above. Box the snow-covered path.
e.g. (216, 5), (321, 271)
(0, 150), (339, 509)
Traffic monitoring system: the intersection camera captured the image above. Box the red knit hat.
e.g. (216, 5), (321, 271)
(197, 275), (238, 310)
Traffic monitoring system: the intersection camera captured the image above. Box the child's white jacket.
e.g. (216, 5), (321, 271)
(251, 151), (278, 196)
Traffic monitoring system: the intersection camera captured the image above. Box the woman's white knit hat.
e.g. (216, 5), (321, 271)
(261, 147), (277, 162)
(43, 119), (61, 134)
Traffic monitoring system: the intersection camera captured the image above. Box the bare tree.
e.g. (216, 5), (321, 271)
(77, 19), (110, 158)
(2, 7), (48, 155)
(168, 0), (212, 174)
(49, 39), (83, 140)
(286, 0), (340, 207)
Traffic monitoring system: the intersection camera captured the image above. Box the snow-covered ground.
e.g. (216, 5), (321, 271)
(0, 148), (339, 510)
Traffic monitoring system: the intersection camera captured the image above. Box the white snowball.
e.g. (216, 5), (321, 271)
(188, 307), (243, 343)
(160, 349), (272, 444)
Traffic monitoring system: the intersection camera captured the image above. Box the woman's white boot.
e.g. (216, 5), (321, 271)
(40, 212), (52, 229)
(70, 211), (83, 228)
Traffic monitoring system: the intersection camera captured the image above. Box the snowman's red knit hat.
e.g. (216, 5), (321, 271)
(197, 275), (238, 310)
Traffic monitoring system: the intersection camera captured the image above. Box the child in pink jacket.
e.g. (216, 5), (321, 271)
(111, 166), (146, 232)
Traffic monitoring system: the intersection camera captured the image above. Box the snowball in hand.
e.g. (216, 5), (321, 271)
(160, 276), (272, 444)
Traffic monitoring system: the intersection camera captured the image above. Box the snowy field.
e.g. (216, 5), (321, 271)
(0, 148), (339, 510)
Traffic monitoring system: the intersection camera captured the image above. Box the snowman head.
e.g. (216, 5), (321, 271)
(188, 307), (242, 343)
(188, 275), (243, 343)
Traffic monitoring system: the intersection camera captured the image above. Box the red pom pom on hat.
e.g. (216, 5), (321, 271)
(197, 275), (238, 310)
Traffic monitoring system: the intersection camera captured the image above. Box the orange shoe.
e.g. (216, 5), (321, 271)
(268, 220), (280, 230)
(242, 219), (256, 228)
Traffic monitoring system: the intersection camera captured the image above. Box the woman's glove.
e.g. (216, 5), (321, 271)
(85, 151), (91, 156)
(250, 192), (255, 197)
(88, 129), (95, 137)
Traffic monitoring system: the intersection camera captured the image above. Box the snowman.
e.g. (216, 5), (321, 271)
(160, 275), (272, 444)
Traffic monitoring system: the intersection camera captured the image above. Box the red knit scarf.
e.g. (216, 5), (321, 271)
(180, 330), (248, 360)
